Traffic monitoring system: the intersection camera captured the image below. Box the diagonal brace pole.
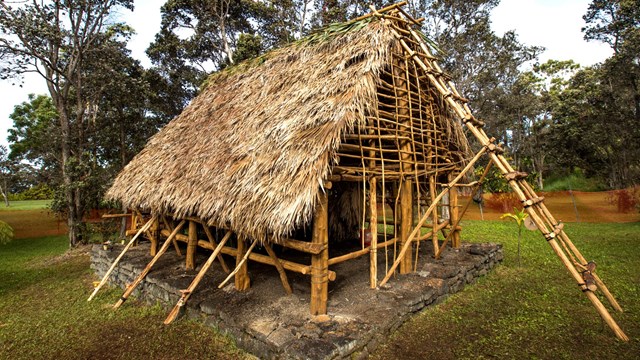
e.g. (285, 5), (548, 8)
(88, 216), (157, 301)
(164, 230), (233, 324)
(113, 220), (186, 309)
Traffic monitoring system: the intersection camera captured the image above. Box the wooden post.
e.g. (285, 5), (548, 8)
(399, 179), (413, 274)
(186, 220), (197, 270)
(234, 235), (250, 291)
(310, 189), (329, 315)
(429, 176), (439, 256)
(149, 217), (159, 256)
(449, 173), (461, 248)
(369, 177), (378, 288)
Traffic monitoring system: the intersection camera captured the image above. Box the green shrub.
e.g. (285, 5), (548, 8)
(544, 168), (606, 192)
(8, 184), (54, 201)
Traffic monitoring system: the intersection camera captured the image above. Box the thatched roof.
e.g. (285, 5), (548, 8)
(107, 18), (467, 241)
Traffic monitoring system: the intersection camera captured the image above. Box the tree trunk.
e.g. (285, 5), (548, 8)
(0, 179), (9, 207)
(119, 120), (127, 239)
(57, 105), (82, 247)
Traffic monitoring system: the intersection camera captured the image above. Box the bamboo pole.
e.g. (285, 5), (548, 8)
(310, 190), (329, 315)
(219, 238), (257, 289)
(201, 225), (230, 273)
(449, 173), (461, 248)
(399, 13), (628, 340)
(380, 146), (487, 286)
(429, 175), (440, 255)
(186, 220), (198, 270)
(264, 243), (293, 295)
(88, 216), (157, 302)
(164, 231), (232, 325)
(198, 239), (336, 279)
(162, 216), (183, 256)
(369, 178), (378, 288)
(435, 161), (493, 259)
(518, 180), (623, 313)
(113, 220), (186, 309)
(147, 217), (159, 256)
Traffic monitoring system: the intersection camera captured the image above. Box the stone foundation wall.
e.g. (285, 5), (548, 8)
(91, 242), (503, 360)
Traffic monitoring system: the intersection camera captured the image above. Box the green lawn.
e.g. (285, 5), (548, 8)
(0, 200), (51, 211)
(372, 220), (640, 359)
(0, 219), (638, 359)
(0, 235), (250, 360)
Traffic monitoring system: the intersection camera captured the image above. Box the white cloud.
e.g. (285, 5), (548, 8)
(491, 0), (612, 66)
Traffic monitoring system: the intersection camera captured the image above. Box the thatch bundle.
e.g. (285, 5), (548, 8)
(107, 18), (467, 242)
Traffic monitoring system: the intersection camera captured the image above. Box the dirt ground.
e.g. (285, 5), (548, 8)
(462, 191), (640, 223)
(0, 209), (67, 239)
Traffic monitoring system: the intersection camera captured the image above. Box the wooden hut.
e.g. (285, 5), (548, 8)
(99, 3), (628, 340)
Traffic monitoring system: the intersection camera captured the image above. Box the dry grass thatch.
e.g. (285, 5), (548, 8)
(107, 18), (468, 242)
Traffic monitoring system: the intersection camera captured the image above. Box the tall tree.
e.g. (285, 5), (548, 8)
(578, 0), (640, 186)
(0, 0), (134, 246)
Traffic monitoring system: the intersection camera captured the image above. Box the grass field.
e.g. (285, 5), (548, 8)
(0, 200), (51, 211)
(0, 203), (638, 359)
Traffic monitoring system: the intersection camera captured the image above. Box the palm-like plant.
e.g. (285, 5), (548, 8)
(500, 207), (529, 266)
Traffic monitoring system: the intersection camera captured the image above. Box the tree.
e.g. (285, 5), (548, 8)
(571, 0), (640, 187)
(8, 94), (61, 184)
(0, 0), (134, 246)
(0, 146), (13, 206)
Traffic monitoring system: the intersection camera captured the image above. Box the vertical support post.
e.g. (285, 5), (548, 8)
(429, 176), (440, 255)
(235, 235), (251, 291)
(449, 174), (461, 248)
(149, 217), (159, 256)
(310, 189), (329, 315)
(399, 179), (413, 274)
(186, 220), (197, 270)
(393, 43), (413, 275)
(369, 177), (378, 288)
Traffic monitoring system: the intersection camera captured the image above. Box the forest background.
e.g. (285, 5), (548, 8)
(0, 0), (638, 247)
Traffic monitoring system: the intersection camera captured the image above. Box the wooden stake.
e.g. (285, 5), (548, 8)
(264, 243), (293, 295)
(219, 238), (257, 289)
(186, 220), (197, 270)
(310, 190), (329, 315)
(113, 220), (186, 309)
(164, 230), (232, 324)
(88, 216), (156, 302)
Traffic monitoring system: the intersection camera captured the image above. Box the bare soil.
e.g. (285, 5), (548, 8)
(463, 191), (640, 223)
(0, 208), (67, 239)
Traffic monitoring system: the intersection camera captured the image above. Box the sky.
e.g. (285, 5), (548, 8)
(0, 0), (613, 148)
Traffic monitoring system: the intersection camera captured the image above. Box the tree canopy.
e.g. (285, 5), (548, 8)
(1, 0), (638, 246)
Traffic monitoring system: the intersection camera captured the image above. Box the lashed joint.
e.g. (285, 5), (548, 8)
(504, 171), (528, 181)
(522, 196), (544, 208)
(462, 114), (485, 128)
(544, 222), (564, 240)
